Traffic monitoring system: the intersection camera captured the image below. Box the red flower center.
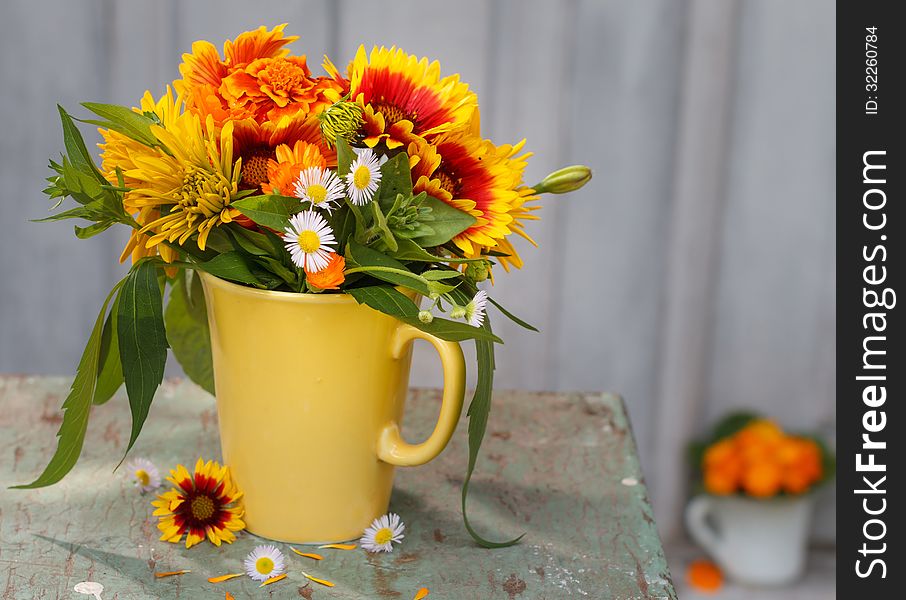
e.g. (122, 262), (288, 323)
(190, 495), (216, 521)
(372, 101), (416, 127)
(240, 148), (275, 189)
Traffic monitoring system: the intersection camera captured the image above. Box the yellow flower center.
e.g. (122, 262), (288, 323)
(297, 230), (321, 253)
(374, 527), (393, 545)
(353, 165), (372, 190)
(134, 469), (150, 486)
(190, 495), (215, 521)
(255, 556), (275, 575)
(307, 183), (328, 204)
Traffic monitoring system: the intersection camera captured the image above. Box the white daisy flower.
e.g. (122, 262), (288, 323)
(283, 211), (337, 272)
(360, 512), (405, 553)
(124, 458), (160, 493)
(464, 290), (489, 328)
(293, 166), (344, 213)
(345, 148), (383, 205)
(243, 545), (286, 582)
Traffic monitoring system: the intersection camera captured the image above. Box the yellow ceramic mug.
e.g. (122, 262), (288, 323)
(199, 273), (466, 543)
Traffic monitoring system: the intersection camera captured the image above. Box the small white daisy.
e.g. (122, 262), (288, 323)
(124, 458), (160, 493)
(293, 166), (345, 213)
(464, 290), (489, 328)
(360, 512), (405, 553)
(345, 148), (383, 205)
(283, 210), (337, 272)
(243, 544), (286, 582)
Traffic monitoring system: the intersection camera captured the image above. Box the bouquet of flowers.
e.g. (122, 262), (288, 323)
(690, 413), (835, 498)
(20, 24), (590, 545)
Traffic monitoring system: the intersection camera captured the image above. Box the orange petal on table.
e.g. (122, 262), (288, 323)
(291, 548), (323, 560)
(208, 573), (243, 583)
(302, 572), (336, 587)
(318, 543), (356, 550)
(259, 573), (288, 588)
(686, 559), (723, 593)
(414, 587), (430, 599)
(225, 593), (235, 600)
(154, 570), (191, 578)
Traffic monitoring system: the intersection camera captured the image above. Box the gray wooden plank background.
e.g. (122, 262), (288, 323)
(0, 0), (835, 542)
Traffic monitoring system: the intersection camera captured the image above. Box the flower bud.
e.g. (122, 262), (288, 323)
(450, 305), (467, 320)
(532, 165), (592, 194)
(318, 100), (364, 147)
(464, 260), (491, 282)
(418, 310), (434, 324)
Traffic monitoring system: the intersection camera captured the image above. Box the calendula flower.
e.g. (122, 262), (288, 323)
(347, 46), (477, 149)
(151, 458), (245, 548)
(360, 512), (405, 553)
(263, 140), (332, 197)
(305, 252), (346, 290)
(294, 167), (344, 212)
(463, 290), (489, 328)
(125, 458), (160, 493)
(283, 211), (337, 272)
(346, 148), (382, 205)
(243, 545), (286, 582)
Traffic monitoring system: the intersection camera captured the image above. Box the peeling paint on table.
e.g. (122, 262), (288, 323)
(0, 376), (676, 599)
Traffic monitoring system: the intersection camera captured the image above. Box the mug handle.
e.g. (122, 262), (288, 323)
(685, 495), (723, 556)
(377, 324), (466, 466)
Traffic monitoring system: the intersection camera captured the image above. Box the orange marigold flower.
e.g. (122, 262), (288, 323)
(686, 559), (723, 593)
(305, 253), (345, 290)
(175, 24), (298, 127)
(347, 46), (477, 150)
(703, 467), (738, 496)
(221, 55), (341, 124)
(741, 461), (782, 498)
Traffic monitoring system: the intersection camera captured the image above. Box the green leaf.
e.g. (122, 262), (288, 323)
(255, 256), (298, 288)
(193, 252), (263, 287)
(80, 102), (160, 147)
(391, 238), (484, 264)
(226, 225), (272, 256)
(232, 194), (306, 232)
(370, 201), (398, 252)
(347, 286), (502, 343)
(12, 279), (125, 488)
(336, 137), (355, 177)
(165, 272), (215, 395)
(461, 316), (524, 547)
(345, 240), (428, 294)
(376, 152), (413, 207)
(412, 195), (477, 247)
(422, 269), (464, 281)
(488, 297), (539, 332)
(93, 298), (123, 405)
(57, 105), (106, 183)
(75, 221), (115, 239)
(117, 260), (168, 461)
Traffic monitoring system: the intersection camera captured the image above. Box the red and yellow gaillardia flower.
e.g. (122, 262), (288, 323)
(347, 46), (478, 150)
(408, 130), (539, 271)
(151, 458), (245, 548)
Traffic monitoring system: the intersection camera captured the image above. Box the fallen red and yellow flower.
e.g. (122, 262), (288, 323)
(151, 458), (245, 548)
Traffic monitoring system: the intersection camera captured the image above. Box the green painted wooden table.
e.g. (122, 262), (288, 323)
(0, 376), (676, 599)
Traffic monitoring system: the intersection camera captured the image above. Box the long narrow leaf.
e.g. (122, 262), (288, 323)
(12, 279), (125, 488)
(118, 261), (168, 461)
(165, 272), (215, 395)
(93, 297), (123, 405)
(488, 297), (539, 332)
